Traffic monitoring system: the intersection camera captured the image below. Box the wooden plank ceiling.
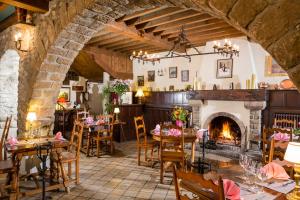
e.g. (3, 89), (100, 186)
(86, 6), (244, 55)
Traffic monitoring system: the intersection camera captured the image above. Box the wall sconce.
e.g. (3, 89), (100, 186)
(114, 107), (120, 122)
(26, 112), (37, 138)
(14, 32), (28, 52)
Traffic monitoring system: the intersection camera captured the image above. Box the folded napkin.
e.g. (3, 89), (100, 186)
(176, 120), (183, 127)
(273, 132), (290, 141)
(54, 131), (63, 140)
(154, 124), (160, 135)
(8, 136), (18, 146)
(223, 179), (241, 200)
(85, 116), (94, 125)
(167, 128), (181, 137)
(262, 162), (290, 180)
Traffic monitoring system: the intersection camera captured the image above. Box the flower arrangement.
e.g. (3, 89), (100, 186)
(294, 122), (300, 135)
(111, 79), (130, 96)
(171, 106), (189, 127)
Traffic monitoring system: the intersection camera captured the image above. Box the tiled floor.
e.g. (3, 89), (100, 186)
(22, 141), (240, 200)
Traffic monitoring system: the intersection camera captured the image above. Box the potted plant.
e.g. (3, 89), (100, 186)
(171, 106), (189, 127)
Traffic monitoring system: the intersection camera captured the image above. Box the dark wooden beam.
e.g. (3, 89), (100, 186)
(136, 10), (202, 30)
(146, 14), (213, 33)
(125, 7), (183, 26)
(0, 13), (16, 32)
(0, 0), (49, 13)
(105, 22), (185, 53)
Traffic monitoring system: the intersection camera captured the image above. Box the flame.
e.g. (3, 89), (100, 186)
(220, 121), (233, 139)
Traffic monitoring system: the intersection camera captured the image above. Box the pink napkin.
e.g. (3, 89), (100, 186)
(85, 117), (94, 125)
(223, 179), (240, 200)
(167, 128), (181, 137)
(54, 132), (63, 140)
(8, 137), (18, 146)
(196, 129), (208, 140)
(176, 120), (183, 127)
(273, 132), (290, 141)
(154, 124), (160, 135)
(262, 162), (290, 180)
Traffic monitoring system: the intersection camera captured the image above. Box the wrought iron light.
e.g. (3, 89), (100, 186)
(130, 26), (240, 65)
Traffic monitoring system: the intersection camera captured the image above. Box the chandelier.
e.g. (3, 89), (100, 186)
(130, 26), (239, 65)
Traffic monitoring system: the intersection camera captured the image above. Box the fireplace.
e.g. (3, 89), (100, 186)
(209, 116), (241, 146)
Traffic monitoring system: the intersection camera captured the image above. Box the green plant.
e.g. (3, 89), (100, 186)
(111, 80), (130, 96)
(171, 106), (189, 122)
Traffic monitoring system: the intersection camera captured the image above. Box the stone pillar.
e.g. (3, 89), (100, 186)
(244, 101), (266, 151)
(188, 100), (203, 128)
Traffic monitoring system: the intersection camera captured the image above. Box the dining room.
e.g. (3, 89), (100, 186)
(0, 0), (299, 200)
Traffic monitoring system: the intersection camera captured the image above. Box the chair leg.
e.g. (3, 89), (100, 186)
(59, 162), (68, 192)
(110, 139), (114, 154)
(145, 147), (148, 161)
(68, 162), (72, 178)
(75, 160), (80, 184)
(138, 147), (141, 166)
(160, 161), (164, 184)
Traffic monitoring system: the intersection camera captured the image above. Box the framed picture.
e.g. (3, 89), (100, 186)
(181, 70), (189, 82)
(137, 76), (144, 86)
(169, 85), (174, 91)
(265, 56), (287, 76)
(58, 87), (70, 102)
(216, 59), (233, 79)
(169, 67), (177, 78)
(148, 70), (155, 82)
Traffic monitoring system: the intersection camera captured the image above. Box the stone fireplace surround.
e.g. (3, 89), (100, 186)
(188, 90), (266, 153)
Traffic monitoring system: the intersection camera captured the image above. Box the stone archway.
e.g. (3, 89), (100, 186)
(15, 0), (299, 130)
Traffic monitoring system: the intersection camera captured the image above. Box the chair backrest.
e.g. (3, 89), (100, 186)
(69, 120), (84, 158)
(173, 165), (225, 200)
(134, 116), (147, 144)
(0, 116), (12, 161)
(160, 124), (184, 159)
(262, 127), (292, 163)
(273, 118), (296, 129)
(76, 111), (89, 122)
(268, 138), (289, 162)
(97, 115), (114, 136)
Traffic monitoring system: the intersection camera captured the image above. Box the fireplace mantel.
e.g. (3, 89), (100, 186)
(187, 89), (267, 101)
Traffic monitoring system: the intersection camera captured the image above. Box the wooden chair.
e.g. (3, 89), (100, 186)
(76, 110), (89, 122)
(262, 127), (292, 163)
(268, 138), (294, 177)
(51, 120), (84, 190)
(0, 116), (17, 199)
(134, 115), (158, 166)
(173, 165), (225, 200)
(160, 124), (185, 184)
(93, 115), (114, 157)
(273, 118), (296, 129)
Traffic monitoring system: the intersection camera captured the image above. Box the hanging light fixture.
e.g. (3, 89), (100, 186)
(130, 26), (240, 65)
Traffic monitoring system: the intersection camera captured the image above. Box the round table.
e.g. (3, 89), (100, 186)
(151, 128), (197, 162)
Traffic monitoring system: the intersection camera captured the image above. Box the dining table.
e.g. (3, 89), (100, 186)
(5, 136), (69, 198)
(151, 128), (197, 162)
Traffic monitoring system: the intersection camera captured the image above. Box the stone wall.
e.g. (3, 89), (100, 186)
(0, 0), (298, 133)
(0, 50), (19, 137)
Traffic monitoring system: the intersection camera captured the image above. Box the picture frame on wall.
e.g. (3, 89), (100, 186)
(58, 87), (70, 102)
(169, 85), (174, 91)
(265, 55), (287, 77)
(181, 70), (189, 82)
(137, 76), (144, 86)
(147, 70), (155, 82)
(216, 58), (233, 79)
(169, 67), (177, 78)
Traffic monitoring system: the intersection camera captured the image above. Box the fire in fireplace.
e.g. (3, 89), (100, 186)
(209, 116), (241, 146)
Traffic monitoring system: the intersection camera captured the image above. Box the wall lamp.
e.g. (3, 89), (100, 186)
(14, 32), (28, 52)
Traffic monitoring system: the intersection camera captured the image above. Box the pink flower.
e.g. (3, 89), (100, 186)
(273, 132), (290, 141)
(176, 120), (183, 127)
(85, 117), (94, 125)
(55, 132), (63, 140)
(8, 136), (18, 146)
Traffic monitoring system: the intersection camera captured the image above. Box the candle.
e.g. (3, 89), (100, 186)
(251, 74), (256, 89)
(246, 79), (250, 89)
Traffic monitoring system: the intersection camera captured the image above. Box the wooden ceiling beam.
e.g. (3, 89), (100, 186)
(146, 14), (213, 33)
(96, 36), (130, 48)
(190, 32), (244, 44)
(0, 3), (8, 11)
(0, 13), (16, 32)
(125, 7), (184, 26)
(162, 22), (229, 39)
(117, 6), (169, 22)
(159, 18), (223, 37)
(122, 47), (166, 55)
(136, 9), (203, 30)
(105, 22), (185, 53)
(87, 33), (119, 45)
(104, 40), (137, 49)
(168, 26), (237, 41)
(114, 43), (153, 52)
(0, 0), (49, 13)
(187, 29), (242, 41)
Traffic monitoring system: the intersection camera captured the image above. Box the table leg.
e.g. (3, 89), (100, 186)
(191, 142), (195, 163)
(14, 154), (22, 199)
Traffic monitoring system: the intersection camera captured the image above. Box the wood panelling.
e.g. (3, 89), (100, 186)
(263, 90), (300, 128)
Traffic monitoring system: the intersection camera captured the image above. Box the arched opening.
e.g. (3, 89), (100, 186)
(0, 49), (19, 137)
